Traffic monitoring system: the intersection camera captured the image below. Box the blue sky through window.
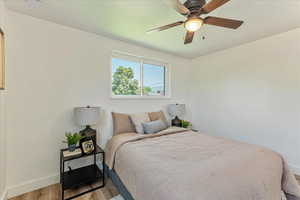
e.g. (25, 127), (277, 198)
(143, 63), (165, 96)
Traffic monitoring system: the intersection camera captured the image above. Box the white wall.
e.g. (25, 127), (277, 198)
(4, 11), (192, 197)
(0, 0), (7, 199)
(190, 28), (300, 175)
(4, 4), (300, 198)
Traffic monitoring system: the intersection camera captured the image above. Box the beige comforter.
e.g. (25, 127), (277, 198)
(105, 128), (300, 200)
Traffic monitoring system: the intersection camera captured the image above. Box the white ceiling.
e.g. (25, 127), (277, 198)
(5, 0), (300, 58)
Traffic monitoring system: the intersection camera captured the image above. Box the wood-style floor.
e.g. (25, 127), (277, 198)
(10, 176), (300, 200)
(9, 179), (119, 200)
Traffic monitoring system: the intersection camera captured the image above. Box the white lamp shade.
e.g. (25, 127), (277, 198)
(168, 104), (185, 118)
(74, 106), (100, 126)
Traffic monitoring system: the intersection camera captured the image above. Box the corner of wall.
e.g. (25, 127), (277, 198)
(0, 189), (7, 200)
(187, 28), (300, 174)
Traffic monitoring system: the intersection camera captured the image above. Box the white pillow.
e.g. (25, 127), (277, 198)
(130, 112), (150, 134)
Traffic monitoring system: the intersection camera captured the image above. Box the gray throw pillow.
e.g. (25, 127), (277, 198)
(142, 120), (168, 134)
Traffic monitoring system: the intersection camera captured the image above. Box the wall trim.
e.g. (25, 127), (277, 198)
(7, 174), (59, 198)
(0, 189), (7, 200)
(289, 164), (300, 176)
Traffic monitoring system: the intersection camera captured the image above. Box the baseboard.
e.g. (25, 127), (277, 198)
(7, 174), (59, 199)
(0, 189), (7, 200)
(6, 161), (102, 198)
(289, 164), (300, 176)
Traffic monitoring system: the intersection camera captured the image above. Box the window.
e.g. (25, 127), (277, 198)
(111, 52), (170, 98)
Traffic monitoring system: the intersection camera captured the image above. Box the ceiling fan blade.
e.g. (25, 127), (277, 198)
(168, 0), (190, 15)
(184, 31), (194, 44)
(204, 16), (243, 29)
(147, 21), (184, 33)
(200, 0), (230, 14)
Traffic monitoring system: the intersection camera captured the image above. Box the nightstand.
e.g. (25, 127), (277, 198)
(60, 145), (105, 200)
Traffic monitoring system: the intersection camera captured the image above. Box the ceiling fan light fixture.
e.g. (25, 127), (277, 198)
(184, 18), (203, 32)
(148, 0), (244, 44)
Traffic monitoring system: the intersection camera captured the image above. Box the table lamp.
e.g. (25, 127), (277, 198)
(168, 104), (186, 127)
(74, 106), (100, 144)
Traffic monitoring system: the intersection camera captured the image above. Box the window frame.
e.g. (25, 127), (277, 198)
(110, 51), (171, 99)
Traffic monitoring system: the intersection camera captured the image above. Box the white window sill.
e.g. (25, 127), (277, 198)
(110, 95), (171, 100)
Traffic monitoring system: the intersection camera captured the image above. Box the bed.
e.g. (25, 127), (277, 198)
(105, 112), (300, 200)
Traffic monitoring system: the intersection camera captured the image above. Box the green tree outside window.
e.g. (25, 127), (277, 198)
(112, 66), (139, 95)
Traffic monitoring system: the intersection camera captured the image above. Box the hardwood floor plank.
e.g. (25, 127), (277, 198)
(9, 179), (118, 200)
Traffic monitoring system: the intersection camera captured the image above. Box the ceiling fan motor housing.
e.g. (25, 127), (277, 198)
(184, 0), (206, 13)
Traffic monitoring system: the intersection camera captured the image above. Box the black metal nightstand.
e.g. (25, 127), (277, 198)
(60, 145), (105, 200)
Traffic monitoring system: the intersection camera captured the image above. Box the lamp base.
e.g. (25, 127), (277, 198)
(80, 125), (96, 144)
(171, 116), (182, 127)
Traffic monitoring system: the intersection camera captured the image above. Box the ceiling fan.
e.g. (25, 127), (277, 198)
(148, 0), (244, 44)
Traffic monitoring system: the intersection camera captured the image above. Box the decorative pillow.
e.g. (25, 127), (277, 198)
(148, 110), (169, 126)
(142, 120), (168, 134)
(130, 112), (150, 134)
(112, 112), (136, 135)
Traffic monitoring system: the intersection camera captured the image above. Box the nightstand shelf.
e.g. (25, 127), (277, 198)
(62, 164), (103, 190)
(60, 144), (105, 200)
(62, 145), (103, 162)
